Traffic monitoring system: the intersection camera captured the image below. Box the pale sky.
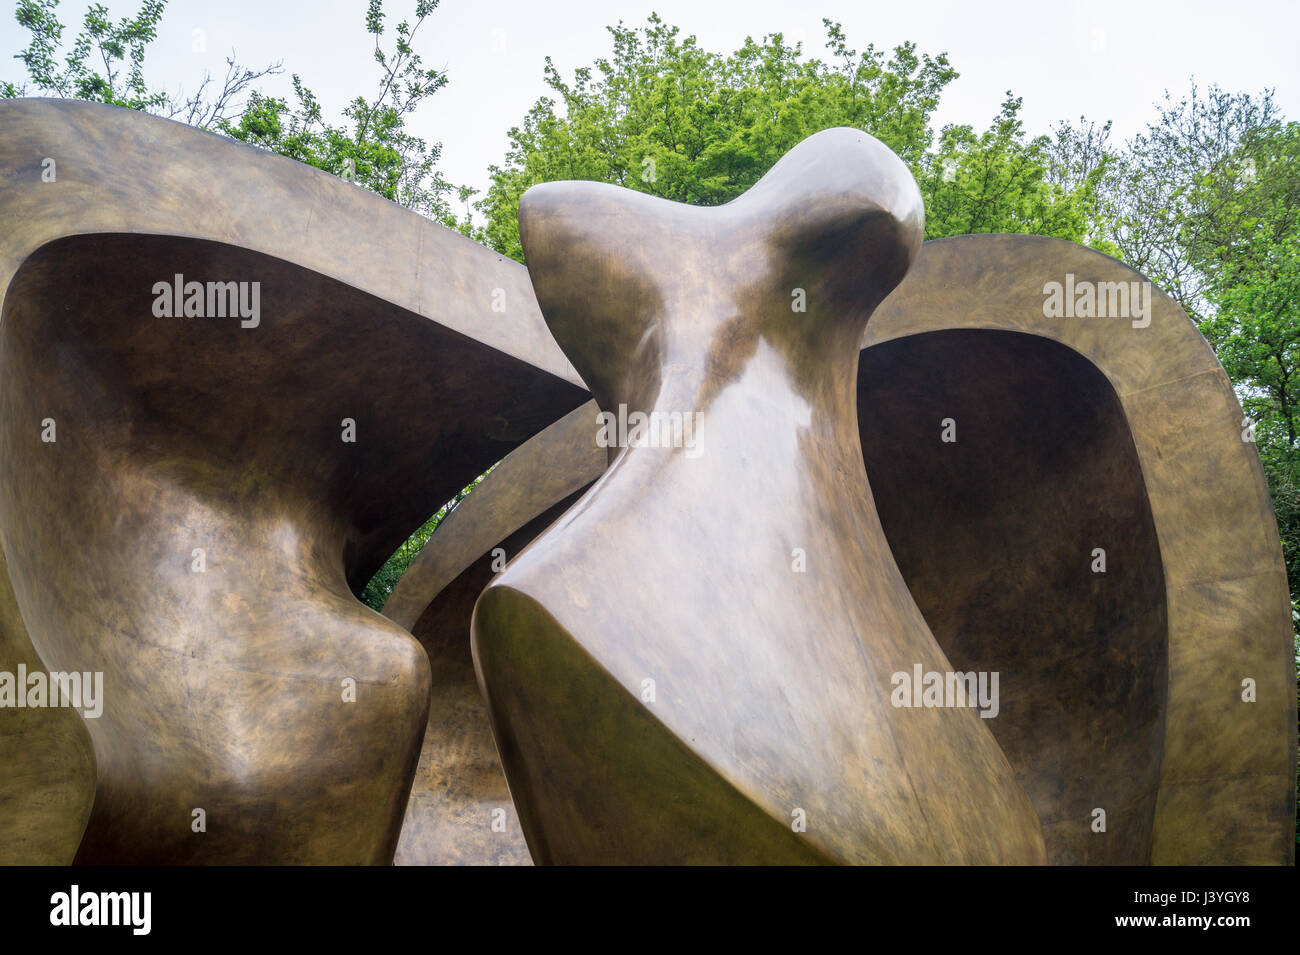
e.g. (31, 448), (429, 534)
(3, 0), (1296, 207)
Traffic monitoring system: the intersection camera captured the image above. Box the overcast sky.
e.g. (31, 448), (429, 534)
(3, 0), (1296, 203)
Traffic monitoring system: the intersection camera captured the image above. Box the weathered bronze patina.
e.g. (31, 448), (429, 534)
(0, 99), (586, 863)
(472, 128), (1050, 864)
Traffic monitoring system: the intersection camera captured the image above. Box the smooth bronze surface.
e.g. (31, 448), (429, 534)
(386, 402), (603, 865)
(456, 229), (1294, 865)
(0, 543), (95, 865)
(860, 328), (1168, 864)
(0, 99), (586, 863)
(863, 235), (1296, 865)
(472, 128), (1050, 864)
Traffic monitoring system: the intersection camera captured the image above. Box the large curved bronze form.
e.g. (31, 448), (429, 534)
(0, 99), (1293, 865)
(0, 99), (587, 863)
(861, 236), (1295, 865)
(471, 128), (1050, 864)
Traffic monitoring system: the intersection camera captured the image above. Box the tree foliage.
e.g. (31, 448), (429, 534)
(219, 0), (460, 225)
(3, 0), (282, 125)
(476, 15), (1105, 259)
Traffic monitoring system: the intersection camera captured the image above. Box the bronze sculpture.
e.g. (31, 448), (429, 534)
(472, 127), (1048, 864)
(0, 98), (1293, 865)
(0, 99), (587, 863)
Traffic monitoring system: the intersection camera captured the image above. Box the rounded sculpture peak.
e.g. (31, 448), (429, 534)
(518, 128), (925, 412)
(741, 125), (924, 252)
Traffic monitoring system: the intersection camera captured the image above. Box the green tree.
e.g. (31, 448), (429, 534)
(220, 0), (461, 226)
(1098, 83), (1286, 323)
(1197, 122), (1300, 610)
(3, 0), (282, 125)
(477, 15), (1105, 261)
(922, 95), (1114, 246)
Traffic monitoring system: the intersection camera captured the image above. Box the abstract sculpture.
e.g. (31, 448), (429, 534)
(473, 128), (1046, 864)
(0, 99), (587, 864)
(0, 98), (1293, 865)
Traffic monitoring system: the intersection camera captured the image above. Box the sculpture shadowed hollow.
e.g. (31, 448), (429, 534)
(0, 100), (1293, 866)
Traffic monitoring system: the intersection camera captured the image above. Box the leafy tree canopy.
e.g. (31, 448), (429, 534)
(476, 15), (1109, 260)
